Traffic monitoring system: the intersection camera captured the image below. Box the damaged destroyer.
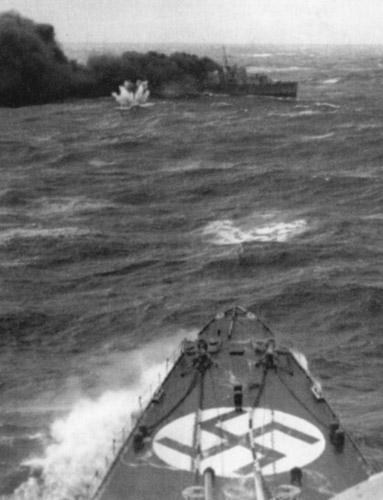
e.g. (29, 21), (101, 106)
(206, 51), (298, 99)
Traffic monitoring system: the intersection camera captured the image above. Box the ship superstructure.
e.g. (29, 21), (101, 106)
(206, 49), (298, 98)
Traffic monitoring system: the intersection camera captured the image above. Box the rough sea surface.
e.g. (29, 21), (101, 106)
(1, 44), (383, 499)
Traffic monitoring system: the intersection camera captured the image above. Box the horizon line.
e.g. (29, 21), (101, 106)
(62, 40), (383, 47)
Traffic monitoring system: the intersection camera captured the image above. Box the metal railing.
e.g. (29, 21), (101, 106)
(84, 342), (184, 500)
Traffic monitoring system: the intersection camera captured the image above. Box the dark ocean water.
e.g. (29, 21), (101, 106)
(1, 44), (383, 499)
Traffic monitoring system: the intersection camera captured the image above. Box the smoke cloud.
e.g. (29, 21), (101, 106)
(0, 11), (73, 106)
(0, 11), (220, 107)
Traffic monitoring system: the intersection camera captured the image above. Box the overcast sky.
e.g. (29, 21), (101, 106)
(1, 0), (383, 45)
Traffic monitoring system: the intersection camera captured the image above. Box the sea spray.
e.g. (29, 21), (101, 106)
(9, 330), (198, 500)
(291, 350), (323, 395)
(13, 391), (138, 500)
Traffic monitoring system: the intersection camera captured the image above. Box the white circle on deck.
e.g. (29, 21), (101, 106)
(152, 407), (326, 477)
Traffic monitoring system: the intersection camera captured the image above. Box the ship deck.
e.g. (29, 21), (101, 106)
(93, 307), (370, 500)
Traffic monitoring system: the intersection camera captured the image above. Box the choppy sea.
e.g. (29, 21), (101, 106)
(1, 44), (383, 499)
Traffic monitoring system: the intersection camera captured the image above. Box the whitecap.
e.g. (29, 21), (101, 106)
(32, 197), (114, 217)
(246, 66), (303, 73)
(88, 159), (116, 167)
(361, 214), (383, 220)
(302, 132), (334, 141)
(356, 123), (382, 131)
(211, 102), (233, 108)
(322, 78), (340, 84)
(32, 134), (55, 143)
(203, 218), (307, 245)
(315, 102), (340, 109)
(0, 258), (32, 267)
(164, 160), (236, 173)
(270, 109), (320, 118)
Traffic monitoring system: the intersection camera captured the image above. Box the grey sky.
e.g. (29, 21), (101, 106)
(1, 0), (383, 45)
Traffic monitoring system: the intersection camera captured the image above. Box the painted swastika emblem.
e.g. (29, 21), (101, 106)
(153, 407), (325, 477)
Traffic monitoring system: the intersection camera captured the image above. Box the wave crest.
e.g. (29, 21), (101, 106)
(203, 217), (307, 245)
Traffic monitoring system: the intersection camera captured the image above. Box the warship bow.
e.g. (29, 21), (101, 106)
(92, 306), (372, 500)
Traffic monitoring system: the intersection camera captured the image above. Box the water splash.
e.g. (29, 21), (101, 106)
(12, 391), (138, 500)
(9, 330), (198, 500)
(291, 350), (323, 395)
(291, 349), (310, 372)
(112, 80), (150, 108)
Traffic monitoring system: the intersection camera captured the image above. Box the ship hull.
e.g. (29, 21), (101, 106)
(215, 81), (298, 98)
(92, 307), (370, 500)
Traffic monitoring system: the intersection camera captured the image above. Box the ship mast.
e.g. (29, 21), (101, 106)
(221, 46), (231, 89)
(222, 46), (230, 72)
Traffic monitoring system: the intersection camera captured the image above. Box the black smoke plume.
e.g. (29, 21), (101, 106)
(0, 11), (220, 107)
(0, 11), (95, 106)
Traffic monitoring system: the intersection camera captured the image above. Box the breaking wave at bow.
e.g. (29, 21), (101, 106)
(9, 331), (197, 500)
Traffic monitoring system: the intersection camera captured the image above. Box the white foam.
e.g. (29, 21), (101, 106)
(269, 109), (320, 118)
(10, 330), (198, 500)
(291, 350), (310, 372)
(322, 78), (340, 84)
(362, 213), (383, 220)
(211, 102), (233, 108)
(17, 391), (138, 500)
(315, 102), (340, 110)
(88, 159), (116, 167)
(302, 132), (334, 141)
(203, 218), (307, 245)
(356, 123), (381, 131)
(246, 66), (302, 73)
(291, 350), (323, 394)
(164, 160), (236, 173)
(32, 197), (114, 217)
(32, 135), (55, 144)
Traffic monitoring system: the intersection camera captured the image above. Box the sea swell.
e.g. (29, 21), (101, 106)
(2, 44), (383, 497)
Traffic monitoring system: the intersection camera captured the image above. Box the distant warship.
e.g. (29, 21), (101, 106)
(207, 50), (298, 99)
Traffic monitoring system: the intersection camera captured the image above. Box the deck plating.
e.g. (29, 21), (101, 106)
(93, 306), (370, 500)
